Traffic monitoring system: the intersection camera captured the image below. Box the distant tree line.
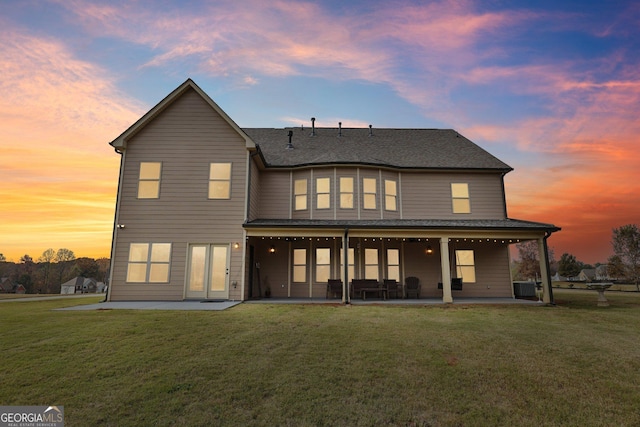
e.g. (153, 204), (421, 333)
(0, 249), (109, 294)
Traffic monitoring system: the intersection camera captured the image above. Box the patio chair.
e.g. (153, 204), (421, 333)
(326, 279), (343, 299)
(384, 279), (401, 299)
(405, 276), (421, 298)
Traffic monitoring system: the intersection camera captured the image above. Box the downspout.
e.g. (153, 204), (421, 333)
(343, 228), (350, 304)
(542, 231), (555, 305)
(105, 146), (125, 302)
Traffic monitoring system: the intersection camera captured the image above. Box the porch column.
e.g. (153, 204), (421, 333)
(537, 236), (554, 304)
(342, 229), (349, 304)
(440, 237), (453, 303)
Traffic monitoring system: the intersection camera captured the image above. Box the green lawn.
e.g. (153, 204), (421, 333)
(1, 291), (640, 426)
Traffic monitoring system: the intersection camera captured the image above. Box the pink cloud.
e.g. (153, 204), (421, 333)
(0, 24), (143, 261)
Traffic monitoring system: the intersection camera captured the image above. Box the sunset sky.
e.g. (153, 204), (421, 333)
(1, 0), (638, 264)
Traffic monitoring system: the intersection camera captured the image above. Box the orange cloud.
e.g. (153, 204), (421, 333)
(0, 25), (142, 261)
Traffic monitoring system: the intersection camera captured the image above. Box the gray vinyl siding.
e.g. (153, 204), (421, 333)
(258, 171), (290, 219)
(401, 241), (511, 298)
(110, 88), (248, 301)
(401, 171), (506, 220)
(248, 158), (261, 220)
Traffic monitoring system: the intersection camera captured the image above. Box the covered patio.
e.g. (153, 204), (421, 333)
(243, 218), (559, 304)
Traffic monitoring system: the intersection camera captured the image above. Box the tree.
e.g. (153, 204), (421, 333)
(55, 248), (76, 288)
(612, 224), (640, 290)
(515, 241), (540, 281)
(558, 253), (581, 278)
(0, 253), (6, 262)
(73, 257), (100, 278)
(38, 248), (56, 293)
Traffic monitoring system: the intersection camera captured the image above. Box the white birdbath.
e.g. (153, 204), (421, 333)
(586, 283), (613, 307)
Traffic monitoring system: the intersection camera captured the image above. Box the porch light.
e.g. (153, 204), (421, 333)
(233, 242), (240, 249)
(269, 245), (276, 254)
(426, 245), (433, 255)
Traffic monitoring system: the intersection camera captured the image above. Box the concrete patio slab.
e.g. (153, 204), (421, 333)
(56, 300), (242, 311)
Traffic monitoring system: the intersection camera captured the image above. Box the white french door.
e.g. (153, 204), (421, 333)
(186, 244), (229, 299)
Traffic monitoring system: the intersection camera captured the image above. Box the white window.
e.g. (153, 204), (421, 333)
(364, 248), (379, 280)
(387, 248), (400, 281)
(209, 163), (231, 199)
(340, 248), (355, 281)
(316, 248), (331, 283)
(293, 248), (307, 282)
(455, 250), (476, 283)
(138, 162), (161, 199)
(363, 178), (377, 210)
(294, 179), (308, 211)
(385, 180), (397, 211)
(340, 177), (354, 209)
(451, 183), (471, 213)
(316, 178), (331, 209)
(127, 243), (171, 283)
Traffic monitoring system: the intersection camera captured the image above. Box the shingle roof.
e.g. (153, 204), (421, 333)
(243, 127), (512, 171)
(244, 218), (559, 232)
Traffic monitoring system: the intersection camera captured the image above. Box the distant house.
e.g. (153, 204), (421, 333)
(60, 277), (98, 294)
(577, 269), (596, 282)
(0, 277), (13, 293)
(0, 277), (24, 294)
(106, 79), (560, 304)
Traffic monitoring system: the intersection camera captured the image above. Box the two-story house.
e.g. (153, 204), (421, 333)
(107, 79), (559, 304)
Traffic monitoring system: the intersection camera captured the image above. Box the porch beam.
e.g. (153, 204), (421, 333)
(440, 237), (453, 303)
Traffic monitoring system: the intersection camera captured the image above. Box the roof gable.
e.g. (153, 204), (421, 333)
(109, 79), (255, 150)
(244, 127), (512, 171)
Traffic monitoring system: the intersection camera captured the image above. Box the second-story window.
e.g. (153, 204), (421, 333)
(138, 162), (162, 199)
(363, 178), (377, 210)
(294, 179), (308, 211)
(209, 163), (231, 199)
(385, 179), (397, 211)
(316, 177), (331, 209)
(451, 183), (471, 213)
(339, 177), (354, 209)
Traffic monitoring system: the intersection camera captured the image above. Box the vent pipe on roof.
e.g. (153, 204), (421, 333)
(338, 122), (342, 137)
(369, 124), (373, 137)
(286, 130), (294, 150)
(311, 117), (316, 137)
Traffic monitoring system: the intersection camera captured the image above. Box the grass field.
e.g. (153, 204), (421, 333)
(1, 291), (639, 426)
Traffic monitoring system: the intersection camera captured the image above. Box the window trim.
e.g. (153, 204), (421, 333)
(208, 162), (232, 199)
(451, 183), (471, 214)
(455, 249), (476, 283)
(294, 179), (308, 211)
(137, 162), (162, 199)
(315, 248), (331, 283)
(316, 177), (331, 210)
(386, 248), (400, 281)
(293, 248), (307, 283)
(384, 179), (397, 211)
(126, 243), (172, 283)
(339, 177), (354, 209)
(364, 248), (379, 280)
(363, 177), (377, 210)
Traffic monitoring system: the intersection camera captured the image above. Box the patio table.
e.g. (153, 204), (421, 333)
(361, 287), (387, 300)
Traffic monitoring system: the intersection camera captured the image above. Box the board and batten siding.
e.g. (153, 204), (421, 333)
(110, 88), (249, 301)
(401, 171), (506, 220)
